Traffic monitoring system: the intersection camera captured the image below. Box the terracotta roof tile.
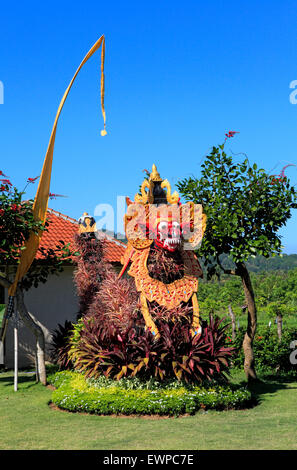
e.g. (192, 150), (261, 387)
(37, 208), (126, 263)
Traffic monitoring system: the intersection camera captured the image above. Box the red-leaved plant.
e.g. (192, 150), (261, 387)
(73, 234), (111, 317)
(70, 311), (235, 382)
(50, 320), (74, 370)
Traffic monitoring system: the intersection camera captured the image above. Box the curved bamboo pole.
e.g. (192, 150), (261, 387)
(8, 35), (107, 298)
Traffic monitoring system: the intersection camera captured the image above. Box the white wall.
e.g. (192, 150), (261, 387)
(4, 266), (78, 368)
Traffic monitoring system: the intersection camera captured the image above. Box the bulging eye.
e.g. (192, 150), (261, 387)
(158, 221), (168, 231)
(172, 222), (180, 229)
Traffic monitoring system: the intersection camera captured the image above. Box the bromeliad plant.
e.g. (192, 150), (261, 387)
(69, 308), (234, 383)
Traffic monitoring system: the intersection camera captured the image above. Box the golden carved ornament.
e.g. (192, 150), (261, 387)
(128, 247), (202, 309)
(160, 179), (180, 204)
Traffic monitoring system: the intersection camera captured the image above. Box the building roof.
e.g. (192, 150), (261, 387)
(37, 208), (126, 263)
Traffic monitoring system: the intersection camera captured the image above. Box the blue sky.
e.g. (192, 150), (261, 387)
(1, 0), (297, 253)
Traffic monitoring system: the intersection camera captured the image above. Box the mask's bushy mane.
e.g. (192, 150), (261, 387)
(147, 244), (184, 284)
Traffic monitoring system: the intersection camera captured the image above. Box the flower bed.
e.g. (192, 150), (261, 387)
(48, 371), (253, 416)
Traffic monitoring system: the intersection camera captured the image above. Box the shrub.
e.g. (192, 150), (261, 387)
(50, 321), (74, 370)
(70, 311), (235, 382)
(73, 234), (111, 317)
(49, 371), (252, 416)
(230, 326), (297, 374)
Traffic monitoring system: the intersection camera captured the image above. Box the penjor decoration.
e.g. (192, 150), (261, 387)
(5, 35), (106, 315)
(119, 164), (207, 339)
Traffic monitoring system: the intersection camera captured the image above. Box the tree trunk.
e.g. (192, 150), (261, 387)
(15, 287), (47, 385)
(228, 304), (236, 340)
(0, 276), (47, 385)
(237, 262), (257, 383)
(276, 314), (282, 342)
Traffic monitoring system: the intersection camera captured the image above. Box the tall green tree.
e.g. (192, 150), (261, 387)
(177, 137), (297, 382)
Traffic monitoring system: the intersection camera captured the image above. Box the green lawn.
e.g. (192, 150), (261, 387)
(237, 312), (297, 330)
(0, 369), (296, 450)
(213, 309), (297, 331)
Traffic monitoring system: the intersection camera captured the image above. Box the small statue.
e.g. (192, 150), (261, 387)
(78, 212), (97, 238)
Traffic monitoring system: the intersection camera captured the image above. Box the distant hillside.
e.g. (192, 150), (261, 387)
(99, 230), (297, 272)
(213, 253), (297, 273)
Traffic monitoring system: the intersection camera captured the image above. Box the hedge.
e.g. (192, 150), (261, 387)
(230, 326), (297, 374)
(49, 371), (253, 416)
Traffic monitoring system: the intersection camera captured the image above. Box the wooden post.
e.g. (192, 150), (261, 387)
(276, 314), (282, 342)
(13, 313), (18, 392)
(228, 304), (236, 340)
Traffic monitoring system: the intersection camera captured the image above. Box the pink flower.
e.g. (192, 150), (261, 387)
(49, 193), (67, 200)
(27, 176), (39, 184)
(0, 179), (12, 186)
(224, 131), (239, 142)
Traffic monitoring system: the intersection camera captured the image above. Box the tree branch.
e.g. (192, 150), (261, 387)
(15, 286), (47, 385)
(0, 274), (47, 385)
(216, 255), (238, 276)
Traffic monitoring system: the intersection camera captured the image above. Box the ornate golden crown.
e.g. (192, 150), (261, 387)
(134, 164), (180, 205)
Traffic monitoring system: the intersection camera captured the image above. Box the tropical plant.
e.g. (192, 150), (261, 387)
(70, 309), (235, 383)
(73, 234), (110, 318)
(50, 320), (74, 370)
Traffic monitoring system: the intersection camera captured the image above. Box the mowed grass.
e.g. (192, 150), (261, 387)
(0, 369), (296, 450)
